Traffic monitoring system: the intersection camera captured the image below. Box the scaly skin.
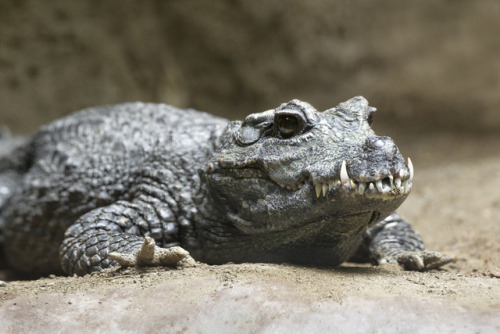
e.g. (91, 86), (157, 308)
(0, 97), (453, 276)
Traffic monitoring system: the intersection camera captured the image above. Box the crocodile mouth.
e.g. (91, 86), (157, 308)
(277, 158), (414, 199)
(314, 158), (413, 198)
(211, 157), (413, 199)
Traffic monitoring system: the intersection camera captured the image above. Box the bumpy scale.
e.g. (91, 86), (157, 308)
(0, 97), (453, 276)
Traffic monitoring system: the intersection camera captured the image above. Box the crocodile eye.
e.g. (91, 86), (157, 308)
(275, 113), (305, 139)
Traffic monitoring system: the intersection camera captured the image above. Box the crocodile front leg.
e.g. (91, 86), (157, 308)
(355, 213), (455, 271)
(59, 199), (193, 276)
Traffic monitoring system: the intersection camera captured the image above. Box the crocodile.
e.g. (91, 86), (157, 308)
(0, 97), (453, 276)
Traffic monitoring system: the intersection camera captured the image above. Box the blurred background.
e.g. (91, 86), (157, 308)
(1, 0), (499, 138)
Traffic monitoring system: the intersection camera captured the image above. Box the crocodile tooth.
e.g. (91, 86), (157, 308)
(375, 180), (383, 193)
(395, 178), (402, 188)
(315, 183), (322, 198)
(340, 160), (350, 184)
(388, 175), (394, 186)
(322, 183), (329, 197)
(408, 157), (414, 181)
(399, 169), (405, 179)
(403, 180), (411, 193)
(358, 182), (366, 195)
(328, 180), (335, 190)
(369, 183), (375, 191)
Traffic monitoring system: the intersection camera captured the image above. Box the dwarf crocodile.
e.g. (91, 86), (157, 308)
(0, 97), (453, 276)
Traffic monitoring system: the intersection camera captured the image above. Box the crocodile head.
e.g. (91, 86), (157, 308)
(199, 96), (413, 263)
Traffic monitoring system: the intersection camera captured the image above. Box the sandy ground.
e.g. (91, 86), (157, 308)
(1, 132), (499, 333)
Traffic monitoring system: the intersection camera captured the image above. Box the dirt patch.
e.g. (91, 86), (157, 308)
(1, 133), (499, 332)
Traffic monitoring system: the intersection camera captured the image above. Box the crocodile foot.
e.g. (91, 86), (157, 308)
(395, 250), (455, 271)
(109, 237), (196, 269)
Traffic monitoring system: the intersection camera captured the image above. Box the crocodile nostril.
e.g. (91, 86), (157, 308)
(366, 137), (387, 150)
(372, 139), (385, 149)
(365, 137), (397, 158)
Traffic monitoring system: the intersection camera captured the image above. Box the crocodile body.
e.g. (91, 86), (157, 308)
(0, 97), (451, 276)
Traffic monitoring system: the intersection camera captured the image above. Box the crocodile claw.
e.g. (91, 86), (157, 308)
(396, 250), (455, 271)
(109, 237), (197, 269)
